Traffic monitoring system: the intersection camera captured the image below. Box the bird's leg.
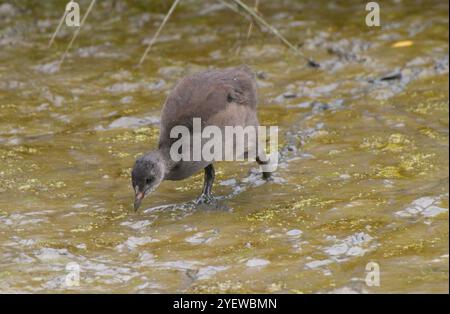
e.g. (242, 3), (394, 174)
(196, 164), (215, 204)
(256, 156), (272, 180)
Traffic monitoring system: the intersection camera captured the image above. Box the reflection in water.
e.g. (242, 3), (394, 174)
(0, 0), (448, 293)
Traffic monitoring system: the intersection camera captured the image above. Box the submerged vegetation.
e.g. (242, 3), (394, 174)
(0, 0), (448, 293)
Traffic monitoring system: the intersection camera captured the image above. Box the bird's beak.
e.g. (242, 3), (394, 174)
(134, 192), (144, 211)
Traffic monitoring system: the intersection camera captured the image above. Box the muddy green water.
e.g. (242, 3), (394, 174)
(0, 0), (448, 293)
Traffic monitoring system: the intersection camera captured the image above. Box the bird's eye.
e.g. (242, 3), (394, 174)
(146, 178), (152, 184)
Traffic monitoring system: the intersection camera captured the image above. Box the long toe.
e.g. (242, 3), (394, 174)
(195, 193), (215, 205)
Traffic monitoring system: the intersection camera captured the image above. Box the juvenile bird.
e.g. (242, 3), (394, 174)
(131, 65), (271, 210)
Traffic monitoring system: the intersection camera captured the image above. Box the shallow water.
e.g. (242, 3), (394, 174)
(0, 0), (448, 293)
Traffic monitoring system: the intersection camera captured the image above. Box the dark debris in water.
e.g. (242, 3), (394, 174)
(379, 71), (403, 82)
(369, 70), (403, 83)
(307, 59), (321, 68)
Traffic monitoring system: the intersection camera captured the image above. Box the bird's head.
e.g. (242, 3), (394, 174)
(131, 151), (165, 210)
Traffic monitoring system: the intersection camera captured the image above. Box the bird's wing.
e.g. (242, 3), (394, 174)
(158, 66), (257, 149)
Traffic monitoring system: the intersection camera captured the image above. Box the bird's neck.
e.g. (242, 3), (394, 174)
(155, 147), (178, 179)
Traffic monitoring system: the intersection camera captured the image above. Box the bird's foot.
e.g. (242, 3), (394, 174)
(195, 193), (216, 205)
(262, 171), (273, 181)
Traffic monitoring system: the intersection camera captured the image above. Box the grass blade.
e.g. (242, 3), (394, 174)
(58, 0), (97, 68)
(246, 0), (260, 40)
(48, 0), (73, 48)
(230, 0), (319, 67)
(138, 0), (182, 66)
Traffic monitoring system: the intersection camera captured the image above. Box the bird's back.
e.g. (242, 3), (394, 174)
(158, 65), (258, 149)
